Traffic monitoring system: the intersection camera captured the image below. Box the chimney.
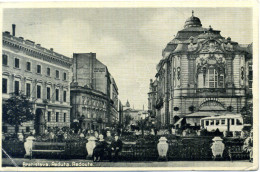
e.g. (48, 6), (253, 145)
(12, 24), (16, 36)
(50, 48), (53, 51)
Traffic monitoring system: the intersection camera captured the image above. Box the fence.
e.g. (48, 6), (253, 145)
(2, 136), (249, 160)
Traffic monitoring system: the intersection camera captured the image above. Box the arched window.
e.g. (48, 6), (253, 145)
(197, 66), (225, 88)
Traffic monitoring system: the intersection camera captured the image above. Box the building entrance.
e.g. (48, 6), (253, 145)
(35, 108), (45, 135)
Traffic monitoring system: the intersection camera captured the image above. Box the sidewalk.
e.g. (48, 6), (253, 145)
(2, 157), (253, 168)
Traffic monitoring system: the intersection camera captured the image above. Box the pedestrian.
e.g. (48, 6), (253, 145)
(109, 134), (123, 162)
(243, 129), (253, 162)
(93, 134), (108, 162)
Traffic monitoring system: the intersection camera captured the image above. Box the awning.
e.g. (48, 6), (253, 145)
(201, 113), (242, 120)
(174, 118), (183, 126)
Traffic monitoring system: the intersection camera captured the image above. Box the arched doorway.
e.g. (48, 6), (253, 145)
(35, 108), (45, 135)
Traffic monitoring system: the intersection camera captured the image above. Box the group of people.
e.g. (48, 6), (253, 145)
(93, 134), (123, 162)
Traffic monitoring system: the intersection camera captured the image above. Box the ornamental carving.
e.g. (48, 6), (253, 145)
(200, 40), (222, 53)
(222, 42), (234, 52)
(188, 42), (199, 52)
(196, 54), (226, 74)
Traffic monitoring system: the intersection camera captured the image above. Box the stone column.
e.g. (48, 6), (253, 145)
(165, 61), (170, 126)
(43, 81), (47, 100)
(225, 54), (234, 91)
(188, 54), (196, 88)
(9, 74), (14, 94)
(21, 77), (26, 94)
(60, 85), (64, 104)
(52, 84), (56, 103)
(32, 79), (37, 99)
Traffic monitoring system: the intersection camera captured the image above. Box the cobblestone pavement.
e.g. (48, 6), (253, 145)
(2, 158), (254, 169)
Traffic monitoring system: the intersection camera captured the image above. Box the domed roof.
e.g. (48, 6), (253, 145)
(184, 11), (202, 28)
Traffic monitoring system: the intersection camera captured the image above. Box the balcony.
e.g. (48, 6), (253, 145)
(196, 88), (226, 97)
(196, 88), (226, 93)
(183, 88), (228, 98)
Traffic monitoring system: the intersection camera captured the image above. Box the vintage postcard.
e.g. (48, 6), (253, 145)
(0, 1), (258, 171)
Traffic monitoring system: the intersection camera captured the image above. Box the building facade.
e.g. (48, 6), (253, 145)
(148, 12), (253, 128)
(123, 101), (149, 129)
(2, 25), (72, 134)
(71, 53), (119, 130)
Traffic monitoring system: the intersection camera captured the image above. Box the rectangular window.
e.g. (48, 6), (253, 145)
(14, 81), (19, 95)
(37, 65), (41, 74)
(26, 83), (31, 97)
(216, 120), (219, 125)
(26, 127), (30, 132)
(26, 62), (31, 71)
(37, 85), (41, 99)
(210, 120), (214, 126)
(3, 126), (7, 133)
(63, 91), (67, 102)
(63, 73), (67, 80)
(47, 67), (51, 76)
(64, 113), (66, 122)
(56, 70), (59, 79)
(2, 55), (8, 65)
(14, 58), (20, 68)
(48, 112), (51, 122)
(221, 119), (225, 125)
(219, 75), (224, 88)
(47, 87), (51, 100)
(2, 78), (7, 93)
(231, 119), (235, 125)
(208, 68), (217, 88)
(56, 112), (59, 122)
(236, 119), (242, 125)
(56, 89), (59, 101)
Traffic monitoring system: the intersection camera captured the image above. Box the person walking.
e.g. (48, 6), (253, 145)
(243, 129), (253, 162)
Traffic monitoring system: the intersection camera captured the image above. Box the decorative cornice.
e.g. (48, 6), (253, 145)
(3, 33), (72, 68)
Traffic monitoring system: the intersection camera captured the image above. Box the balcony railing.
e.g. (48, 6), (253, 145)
(196, 88), (226, 93)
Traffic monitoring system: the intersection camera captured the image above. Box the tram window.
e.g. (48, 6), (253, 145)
(216, 120), (219, 125)
(236, 119), (242, 125)
(221, 119), (225, 125)
(210, 120), (214, 125)
(231, 119), (235, 125)
(206, 121), (209, 126)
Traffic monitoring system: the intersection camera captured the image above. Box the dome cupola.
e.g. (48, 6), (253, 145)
(184, 10), (202, 28)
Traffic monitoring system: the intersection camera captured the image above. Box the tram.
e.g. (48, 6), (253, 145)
(200, 114), (244, 132)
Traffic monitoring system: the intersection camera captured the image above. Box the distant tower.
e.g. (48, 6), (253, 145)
(126, 100), (130, 107)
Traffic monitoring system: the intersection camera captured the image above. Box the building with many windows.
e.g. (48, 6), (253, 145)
(2, 25), (72, 134)
(148, 12), (253, 129)
(70, 53), (119, 131)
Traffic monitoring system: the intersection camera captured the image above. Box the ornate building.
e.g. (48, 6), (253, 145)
(71, 53), (119, 131)
(148, 12), (253, 128)
(2, 25), (72, 134)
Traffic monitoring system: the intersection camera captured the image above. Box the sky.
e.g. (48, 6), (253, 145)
(3, 8), (253, 110)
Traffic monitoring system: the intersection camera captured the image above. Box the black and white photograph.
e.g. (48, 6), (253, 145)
(1, 2), (258, 170)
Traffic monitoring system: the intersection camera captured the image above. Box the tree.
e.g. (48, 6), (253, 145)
(137, 118), (149, 137)
(2, 93), (35, 133)
(122, 114), (133, 132)
(241, 103), (253, 125)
